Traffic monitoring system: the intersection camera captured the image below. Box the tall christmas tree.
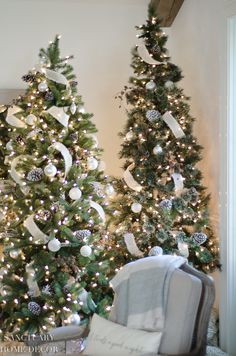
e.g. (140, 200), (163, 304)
(110, 4), (219, 273)
(0, 36), (113, 336)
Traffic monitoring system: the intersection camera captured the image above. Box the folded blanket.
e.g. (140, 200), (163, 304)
(110, 255), (186, 331)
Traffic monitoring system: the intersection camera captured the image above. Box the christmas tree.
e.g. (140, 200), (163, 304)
(0, 36), (113, 336)
(110, 4), (219, 273)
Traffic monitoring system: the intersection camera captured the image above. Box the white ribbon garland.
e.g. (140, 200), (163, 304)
(44, 68), (70, 91)
(137, 44), (162, 65)
(46, 106), (70, 127)
(162, 111), (185, 139)
(23, 214), (49, 244)
(124, 232), (143, 257)
(90, 201), (106, 223)
(50, 142), (72, 177)
(171, 173), (184, 196)
(25, 262), (40, 297)
(124, 163), (142, 192)
(6, 106), (26, 128)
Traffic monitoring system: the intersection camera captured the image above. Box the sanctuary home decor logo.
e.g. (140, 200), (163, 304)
(0, 333), (60, 354)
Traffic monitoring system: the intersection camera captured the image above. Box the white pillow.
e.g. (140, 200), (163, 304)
(83, 314), (162, 356)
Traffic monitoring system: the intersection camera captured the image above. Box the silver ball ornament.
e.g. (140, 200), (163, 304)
(105, 184), (115, 197)
(164, 81), (174, 89)
(131, 202), (142, 213)
(6, 141), (13, 151)
(80, 245), (92, 257)
(87, 157), (98, 170)
(44, 163), (57, 177)
(126, 131), (133, 141)
(145, 80), (156, 91)
(48, 238), (61, 252)
(149, 246), (163, 256)
(26, 114), (37, 126)
(38, 81), (48, 92)
(69, 187), (82, 200)
(153, 145), (163, 155)
(67, 313), (81, 326)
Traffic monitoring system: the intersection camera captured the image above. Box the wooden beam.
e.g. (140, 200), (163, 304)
(150, 0), (184, 27)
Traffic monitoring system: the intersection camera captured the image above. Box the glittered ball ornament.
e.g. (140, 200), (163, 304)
(80, 245), (92, 257)
(9, 249), (21, 259)
(44, 163), (57, 177)
(164, 81), (174, 89)
(192, 232), (208, 245)
(159, 199), (172, 211)
(48, 238), (61, 252)
(145, 80), (156, 91)
(27, 168), (44, 182)
(38, 81), (48, 92)
(67, 313), (81, 326)
(146, 110), (161, 122)
(26, 114), (37, 126)
(149, 246), (163, 256)
(69, 187), (82, 200)
(153, 144), (162, 155)
(28, 301), (41, 316)
(87, 157), (98, 170)
(131, 202), (142, 213)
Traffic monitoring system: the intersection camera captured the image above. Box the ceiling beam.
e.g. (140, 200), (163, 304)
(150, 0), (184, 27)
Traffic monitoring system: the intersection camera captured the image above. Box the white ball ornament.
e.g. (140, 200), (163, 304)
(44, 163), (57, 177)
(145, 80), (156, 91)
(105, 184), (115, 197)
(69, 187), (82, 200)
(126, 131), (133, 141)
(38, 81), (48, 92)
(6, 141), (13, 151)
(149, 246), (163, 256)
(153, 145), (163, 155)
(67, 313), (81, 326)
(131, 202), (142, 213)
(87, 157), (98, 170)
(48, 238), (61, 252)
(80, 245), (92, 257)
(26, 114), (37, 126)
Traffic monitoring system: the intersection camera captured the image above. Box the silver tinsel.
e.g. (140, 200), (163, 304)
(192, 232), (207, 245)
(28, 301), (41, 315)
(75, 230), (91, 240)
(27, 168), (44, 182)
(159, 199), (172, 211)
(146, 110), (161, 122)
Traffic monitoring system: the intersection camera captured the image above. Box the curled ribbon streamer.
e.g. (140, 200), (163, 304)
(23, 214), (49, 244)
(35, 65), (71, 95)
(10, 155), (29, 194)
(137, 45), (162, 65)
(6, 106), (26, 128)
(124, 233), (144, 257)
(25, 262), (40, 297)
(171, 173), (184, 196)
(46, 106), (70, 127)
(50, 142), (72, 177)
(124, 163), (142, 192)
(162, 112), (185, 139)
(90, 201), (106, 222)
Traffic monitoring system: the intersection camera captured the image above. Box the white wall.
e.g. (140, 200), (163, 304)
(0, 0), (149, 176)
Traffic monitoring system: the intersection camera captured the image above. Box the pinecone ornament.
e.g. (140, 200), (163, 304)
(28, 301), (41, 315)
(151, 44), (161, 55)
(192, 232), (207, 245)
(45, 91), (54, 101)
(159, 199), (172, 211)
(74, 230), (91, 240)
(36, 210), (51, 222)
(27, 168), (44, 182)
(146, 110), (161, 122)
(22, 74), (36, 83)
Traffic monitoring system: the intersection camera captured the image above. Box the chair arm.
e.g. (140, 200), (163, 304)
(25, 324), (88, 347)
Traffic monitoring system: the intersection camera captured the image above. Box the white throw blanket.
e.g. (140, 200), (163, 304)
(109, 255), (186, 331)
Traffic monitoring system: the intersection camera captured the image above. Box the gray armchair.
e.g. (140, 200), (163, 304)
(26, 263), (215, 356)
